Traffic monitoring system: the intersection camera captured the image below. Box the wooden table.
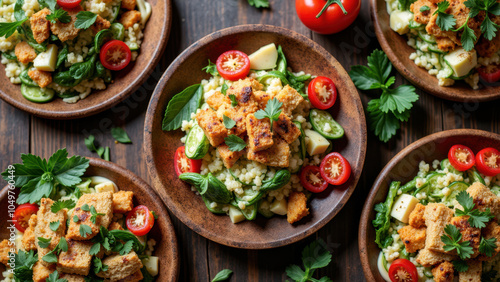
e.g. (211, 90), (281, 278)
(1, 0), (499, 281)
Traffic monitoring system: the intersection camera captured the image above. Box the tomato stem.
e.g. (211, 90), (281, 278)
(316, 0), (348, 18)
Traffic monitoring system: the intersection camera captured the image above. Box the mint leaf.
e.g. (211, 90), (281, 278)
(111, 127), (132, 144)
(223, 115), (236, 129)
(74, 11), (97, 29)
(49, 221), (60, 232)
(224, 135), (246, 152)
(162, 84), (203, 131)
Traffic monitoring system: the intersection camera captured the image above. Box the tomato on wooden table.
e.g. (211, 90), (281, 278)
(126, 205), (154, 236)
(448, 144), (475, 171)
(308, 76), (337, 109)
(295, 0), (361, 34)
(476, 147), (500, 176)
(320, 152), (351, 185)
(57, 0), (81, 9)
(300, 165), (329, 193)
(216, 50), (250, 81)
(174, 146), (202, 177)
(13, 203), (39, 232)
(100, 40), (132, 71)
(478, 64), (500, 83)
(388, 259), (418, 282)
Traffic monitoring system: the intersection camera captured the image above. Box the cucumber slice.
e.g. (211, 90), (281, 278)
(110, 3), (121, 23)
(412, 172), (445, 196)
(235, 187), (263, 206)
(467, 168), (485, 185)
(202, 196), (226, 214)
(428, 44), (446, 54)
(440, 158), (461, 174)
(439, 55), (454, 78)
(418, 30), (436, 44)
(408, 19), (423, 29)
(185, 124), (209, 159)
(309, 109), (344, 139)
(110, 23), (125, 41)
(239, 202), (258, 220)
(127, 42), (139, 51)
(19, 69), (38, 87)
(445, 181), (469, 201)
(21, 84), (54, 103)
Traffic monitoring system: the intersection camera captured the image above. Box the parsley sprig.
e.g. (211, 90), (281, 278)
(254, 97), (283, 130)
(90, 226), (146, 256)
(224, 135), (247, 152)
(51, 199), (76, 213)
(434, 1), (457, 31)
(46, 9), (71, 24)
(202, 60), (218, 76)
(47, 270), (68, 282)
(441, 224), (474, 260)
(75, 11), (97, 29)
(42, 237), (68, 263)
(465, 0), (500, 41)
(0, 18), (27, 38)
(479, 237), (497, 257)
(455, 191), (494, 228)
(13, 250), (38, 281)
(246, 0), (269, 8)
(81, 204), (106, 224)
(286, 239), (333, 282)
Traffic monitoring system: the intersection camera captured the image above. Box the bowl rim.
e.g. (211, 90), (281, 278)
(0, 0), (172, 120)
(144, 24), (367, 249)
(358, 128), (500, 281)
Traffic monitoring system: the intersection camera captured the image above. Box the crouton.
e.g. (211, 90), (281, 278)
(50, 6), (82, 42)
(451, 216), (481, 257)
(410, 0), (437, 24)
(119, 10), (141, 29)
(0, 239), (15, 266)
(275, 85), (304, 116)
(431, 261), (455, 282)
(459, 260), (482, 282)
(226, 78), (260, 111)
(113, 191), (134, 213)
(273, 112), (301, 144)
(28, 69), (52, 88)
(416, 249), (458, 267)
(109, 221), (124, 231)
(196, 108), (227, 147)
(478, 221), (500, 261)
(206, 91), (230, 110)
(59, 273), (86, 282)
(56, 239), (93, 276)
(246, 114), (273, 152)
(436, 37), (457, 52)
(398, 225), (426, 253)
(121, 0), (136, 10)
(33, 261), (55, 282)
(424, 203), (454, 253)
(15, 42), (37, 64)
(253, 90), (273, 108)
(117, 270), (143, 282)
(92, 15), (111, 33)
(218, 105), (248, 136)
(459, 182), (500, 218)
(22, 214), (37, 251)
(35, 198), (67, 265)
(287, 192), (309, 224)
(66, 192), (113, 240)
(409, 203), (426, 228)
(247, 137), (290, 167)
(30, 8), (51, 44)
(217, 143), (245, 168)
(95, 251), (143, 280)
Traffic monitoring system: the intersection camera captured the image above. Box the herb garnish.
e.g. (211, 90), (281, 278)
(254, 97), (283, 130)
(202, 60), (218, 76)
(51, 199), (76, 213)
(246, 0), (269, 8)
(479, 237), (497, 257)
(42, 237), (68, 263)
(46, 9), (71, 24)
(74, 11), (97, 29)
(111, 127), (132, 144)
(212, 269), (233, 282)
(49, 220), (60, 232)
(223, 115), (236, 129)
(224, 135), (247, 152)
(455, 191), (494, 228)
(441, 224), (474, 260)
(79, 224), (92, 238)
(285, 239), (333, 282)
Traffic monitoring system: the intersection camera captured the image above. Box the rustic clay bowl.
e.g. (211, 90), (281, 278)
(359, 129), (500, 281)
(144, 24), (367, 249)
(371, 0), (500, 102)
(0, 0), (172, 119)
(0, 157), (179, 281)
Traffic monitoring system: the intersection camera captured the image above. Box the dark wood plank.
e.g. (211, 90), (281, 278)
(0, 100), (30, 171)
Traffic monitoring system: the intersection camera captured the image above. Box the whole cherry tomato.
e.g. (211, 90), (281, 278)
(478, 64), (500, 83)
(295, 0), (361, 34)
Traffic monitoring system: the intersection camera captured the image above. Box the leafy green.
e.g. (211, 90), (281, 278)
(73, 215), (79, 222)
(92, 257), (108, 273)
(51, 199), (76, 213)
(202, 60), (218, 76)
(455, 191), (494, 228)
(14, 0), (25, 21)
(109, 229), (146, 253)
(465, 0), (500, 42)
(43, 237), (68, 263)
(38, 0), (56, 11)
(399, 0), (417, 11)
(224, 135), (247, 152)
(13, 250), (38, 281)
(47, 270), (68, 282)
(38, 237), (51, 248)
(212, 269), (233, 282)
(285, 239), (332, 282)
(49, 220), (60, 232)
(75, 11), (98, 29)
(229, 94), (238, 107)
(91, 226), (140, 255)
(260, 169), (291, 192)
(441, 224), (474, 260)
(103, 147), (110, 161)
(0, 18), (27, 38)
(479, 237), (496, 257)
(373, 181), (400, 248)
(420, 5), (430, 11)
(162, 84), (203, 131)
(254, 97), (283, 130)
(70, 54), (97, 80)
(56, 45), (68, 69)
(179, 173), (233, 204)
(223, 115), (236, 129)
(111, 127), (132, 144)
(452, 260), (469, 272)
(247, 0), (269, 8)
(46, 9), (71, 24)
(80, 224), (92, 238)
(434, 1), (456, 31)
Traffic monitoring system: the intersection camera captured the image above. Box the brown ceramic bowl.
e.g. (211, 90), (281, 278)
(0, 157), (179, 281)
(359, 129), (500, 281)
(371, 0), (500, 102)
(144, 24), (367, 249)
(0, 0), (172, 119)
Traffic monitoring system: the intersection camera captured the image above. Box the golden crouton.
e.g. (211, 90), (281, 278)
(275, 85), (304, 116)
(67, 192), (113, 240)
(431, 261), (455, 282)
(218, 105), (248, 137)
(108, 221), (124, 231)
(121, 0), (136, 10)
(410, 0), (437, 24)
(287, 192), (309, 224)
(117, 270), (143, 282)
(273, 113), (301, 144)
(30, 8), (51, 44)
(206, 91), (230, 110)
(476, 32), (500, 58)
(409, 203), (426, 228)
(416, 249), (458, 267)
(119, 10), (142, 29)
(226, 78), (260, 111)
(397, 225), (426, 253)
(217, 143), (245, 168)
(22, 214), (37, 251)
(50, 6), (82, 42)
(0, 239), (15, 266)
(33, 261), (55, 282)
(28, 69), (52, 88)
(15, 42), (37, 64)
(451, 216), (481, 258)
(35, 198), (67, 266)
(478, 221), (500, 261)
(56, 239), (93, 276)
(436, 36), (457, 52)
(253, 90), (273, 108)
(246, 114), (273, 152)
(113, 191), (134, 213)
(424, 203), (454, 253)
(59, 273), (86, 282)
(458, 260), (482, 282)
(247, 137), (290, 167)
(196, 108), (228, 147)
(96, 251), (143, 280)
(92, 15), (111, 33)
(459, 182), (500, 218)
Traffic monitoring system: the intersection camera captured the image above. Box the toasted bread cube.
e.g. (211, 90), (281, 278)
(109, 221), (124, 231)
(247, 137), (290, 167)
(92, 15), (111, 33)
(459, 260), (482, 282)
(409, 203), (426, 228)
(35, 198), (67, 265)
(253, 90), (274, 108)
(30, 8), (51, 44)
(478, 221), (500, 261)
(96, 251), (143, 280)
(117, 270), (143, 282)
(67, 192), (113, 240)
(287, 192), (309, 224)
(22, 214), (37, 251)
(451, 216), (481, 258)
(431, 261), (454, 282)
(273, 112), (301, 144)
(28, 69), (52, 88)
(121, 0), (136, 9)
(113, 191), (134, 213)
(397, 225), (426, 253)
(33, 261), (55, 282)
(424, 203), (454, 253)
(56, 239), (93, 276)
(59, 273), (86, 282)
(226, 78), (260, 111)
(196, 108), (228, 147)
(275, 85), (304, 116)
(217, 143), (245, 168)
(50, 6), (82, 42)
(119, 10), (141, 29)
(459, 182), (500, 218)
(0, 239), (15, 266)
(416, 249), (458, 267)
(219, 105), (247, 136)
(15, 42), (37, 64)
(206, 91), (230, 110)
(246, 114), (273, 152)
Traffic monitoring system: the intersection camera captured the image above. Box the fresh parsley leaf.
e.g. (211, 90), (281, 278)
(285, 264), (306, 281)
(455, 191), (494, 228)
(74, 11), (98, 29)
(92, 257), (108, 273)
(379, 85), (419, 114)
(367, 99), (402, 143)
(286, 239), (332, 282)
(47, 270), (68, 282)
(479, 237), (496, 257)
(254, 97), (283, 129)
(81, 203), (90, 211)
(111, 127), (132, 144)
(85, 135), (99, 152)
(73, 215), (79, 222)
(89, 205), (105, 224)
(162, 84), (203, 131)
(38, 0), (56, 11)
(46, 9), (71, 24)
(229, 94), (238, 107)
(480, 15), (498, 41)
(13, 250), (38, 281)
(452, 260), (469, 272)
(42, 251), (58, 263)
(202, 60), (218, 76)
(420, 5), (430, 11)
(247, 0), (269, 8)
(109, 229), (146, 253)
(0, 18), (27, 38)
(51, 199), (76, 213)
(399, 0), (416, 11)
(212, 269), (233, 282)
(441, 224), (474, 260)
(224, 135), (246, 152)
(80, 224), (92, 238)
(58, 237), (68, 252)
(38, 237), (51, 248)
(90, 242), (101, 256)
(434, 1), (457, 31)
(221, 82), (228, 95)
(461, 24), (477, 51)
(223, 115), (236, 129)
(14, 0), (25, 21)
(119, 240), (134, 255)
(97, 146), (105, 158)
(49, 221), (60, 232)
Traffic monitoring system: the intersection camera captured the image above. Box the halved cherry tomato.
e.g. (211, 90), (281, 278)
(320, 152), (351, 185)
(126, 205), (154, 236)
(448, 145), (475, 171)
(388, 259), (418, 282)
(300, 165), (328, 193)
(308, 76), (337, 110)
(100, 40), (131, 71)
(174, 146), (202, 177)
(476, 147), (500, 177)
(57, 0), (81, 9)
(478, 64), (500, 83)
(295, 0), (361, 34)
(215, 50), (250, 81)
(13, 203), (39, 232)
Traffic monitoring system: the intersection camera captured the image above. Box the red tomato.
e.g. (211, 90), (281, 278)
(174, 146), (202, 177)
(295, 0), (361, 34)
(476, 147), (500, 177)
(100, 40), (131, 71)
(13, 203), (39, 232)
(126, 205), (154, 236)
(57, 0), (81, 9)
(478, 64), (500, 83)
(448, 145), (475, 172)
(320, 152), (351, 185)
(388, 259), (418, 282)
(215, 50), (250, 81)
(300, 165), (329, 193)
(308, 76), (337, 110)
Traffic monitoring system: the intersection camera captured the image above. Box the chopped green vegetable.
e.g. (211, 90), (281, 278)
(75, 11), (98, 29)
(162, 84), (203, 131)
(285, 239), (333, 282)
(373, 181), (400, 248)
(455, 191), (494, 228)
(441, 224), (474, 260)
(46, 9), (71, 24)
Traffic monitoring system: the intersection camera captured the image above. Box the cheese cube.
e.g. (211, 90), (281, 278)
(229, 207), (245, 224)
(248, 43), (278, 70)
(33, 44), (58, 72)
(443, 47), (477, 78)
(390, 11), (413, 35)
(304, 129), (329, 156)
(270, 198), (287, 215)
(390, 194), (419, 223)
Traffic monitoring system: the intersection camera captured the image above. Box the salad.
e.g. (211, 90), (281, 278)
(386, 0), (500, 88)
(162, 43), (352, 224)
(373, 145), (500, 281)
(0, 0), (151, 104)
(0, 149), (159, 281)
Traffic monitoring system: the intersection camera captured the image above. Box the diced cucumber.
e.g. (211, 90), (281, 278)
(19, 69), (38, 87)
(390, 10), (414, 35)
(418, 29), (436, 44)
(110, 23), (125, 41)
(439, 55), (454, 78)
(444, 181), (469, 204)
(428, 44), (446, 54)
(185, 124), (209, 159)
(467, 168), (485, 185)
(202, 196), (226, 214)
(309, 109), (344, 139)
(408, 19), (423, 29)
(109, 3), (121, 23)
(127, 42), (140, 51)
(136, 0), (152, 25)
(450, 69), (475, 80)
(443, 47), (477, 78)
(412, 172), (445, 196)
(440, 159), (461, 174)
(235, 187), (263, 206)
(21, 84), (54, 103)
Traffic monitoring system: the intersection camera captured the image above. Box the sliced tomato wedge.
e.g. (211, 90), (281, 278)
(448, 144), (475, 171)
(126, 205), (154, 236)
(388, 259), (418, 282)
(174, 146), (202, 177)
(478, 64), (500, 83)
(215, 50), (250, 81)
(100, 40), (131, 71)
(320, 152), (351, 185)
(13, 203), (39, 232)
(476, 147), (500, 177)
(300, 165), (328, 193)
(308, 76), (337, 110)
(57, 0), (81, 9)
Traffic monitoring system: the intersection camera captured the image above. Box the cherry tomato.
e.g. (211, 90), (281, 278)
(295, 0), (361, 34)
(57, 0), (81, 9)
(126, 205), (155, 236)
(448, 145), (475, 172)
(308, 76), (337, 110)
(300, 165), (329, 193)
(215, 50), (250, 81)
(174, 146), (202, 177)
(478, 64), (500, 83)
(13, 203), (38, 232)
(100, 40), (131, 71)
(320, 152), (351, 185)
(476, 147), (500, 177)
(388, 259), (418, 282)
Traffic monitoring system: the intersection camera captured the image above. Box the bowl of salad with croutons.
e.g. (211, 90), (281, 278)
(359, 129), (500, 282)
(0, 149), (179, 281)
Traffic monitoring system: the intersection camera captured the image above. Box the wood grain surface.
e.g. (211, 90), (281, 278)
(1, 0), (499, 281)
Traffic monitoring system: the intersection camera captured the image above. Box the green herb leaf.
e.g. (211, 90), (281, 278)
(58, 237), (68, 252)
(162, 84), (203, 131)
(92, 257), (108, 273)
(480, 15), (498, 41)
(479, 237), (497, 257)
(74, 11), (98, 29)
(285, 239), (333, 282)
(434, 1), (457, 31)
(223, 115), (236, 129)
(212, 269), (233, 282)
(0, 18), (27, 38)
(47, 270), (67, 282)
(452, 260), (469, 272)
(441, 224), (474, 260)
(42, 251), (58, 263)
(38, 0), (56, 11)
(51, 199), (76, 213)
(254, 97), (283, 129)
(103, 146), (110, 161)
(285, 264), (306, 281)
(224, 135), (247, 152)
(455, 191), (493, 228)
(80, 224), (92, 238)
(56, 44), (68, 69)
(373, 182), (401, 248)
(14, 0), (25, 21)
(420, 5), (430, 11)
(81, 203), (90, 212)
(461, 24), (477, 51)
(221, 82), (228, 95)
(49, 221), (60, 232)
(202, 60), (218, 76)
(111, 127), (132, 144)
(399, 0), (417, 11)
(46, 9), (71, 24)
(38, 237), (51, 249)
(229, 94), (238, 107)
(247, 0), (269, 8)
(119, 240), (134, 255)
(379, 85), (419, 114)
(367, 99), (402, 143)
(73, 215), (79, 222)
(90, 242), (101, 256)
(13, 250), (38, 281)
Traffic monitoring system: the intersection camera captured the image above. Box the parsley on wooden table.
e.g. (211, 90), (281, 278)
(455, 191), (494, 228)
(246, 0), (269, 8)
(441, 224), (474, 260)
(212, 269), (233, 282)
(111, 127), (132, 144)
(285, 239), (333, 282)
(254, 97), (283, 130)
